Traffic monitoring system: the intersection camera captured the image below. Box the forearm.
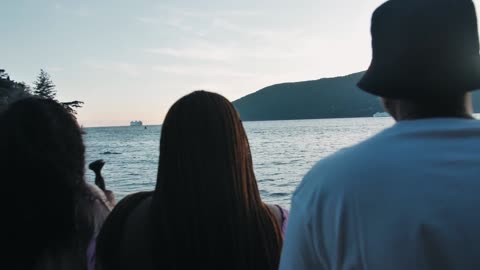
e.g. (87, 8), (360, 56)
(94, 172), (106, 191)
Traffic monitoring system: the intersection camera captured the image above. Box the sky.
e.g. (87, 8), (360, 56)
(4, 0), (473, 127)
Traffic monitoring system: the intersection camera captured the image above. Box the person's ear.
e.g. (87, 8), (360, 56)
(381, 98), (398, 121)
(465, 93), (473, 115)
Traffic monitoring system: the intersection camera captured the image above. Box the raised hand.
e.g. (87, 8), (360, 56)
(89, 159), (106, 191)
(89, 159), (105, 173)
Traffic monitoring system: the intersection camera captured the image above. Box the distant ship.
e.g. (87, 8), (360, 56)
(130, 120), (143, 126)
(373, 112), (390, 117)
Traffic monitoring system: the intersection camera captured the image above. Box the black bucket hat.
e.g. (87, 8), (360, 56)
(358, 0), (480, 99)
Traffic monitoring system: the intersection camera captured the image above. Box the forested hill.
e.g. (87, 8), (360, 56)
(233, 72), (480, 121)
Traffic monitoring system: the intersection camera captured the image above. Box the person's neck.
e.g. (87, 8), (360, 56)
(395, 111), (474, 121)
(385, 94), (474, 121)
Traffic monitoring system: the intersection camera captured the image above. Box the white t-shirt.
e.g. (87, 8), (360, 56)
(280, 118), (480, 270)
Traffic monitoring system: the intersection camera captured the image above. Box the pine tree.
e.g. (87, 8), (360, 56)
(0, 69), (13, 89)
(0, 69), (31, 110)
(33, 69), (57, 99)
(62, 101), (84, 116)
(16, 82), (32, 94)
(0, 69), (7, 79)
(3, 69), (84, 116)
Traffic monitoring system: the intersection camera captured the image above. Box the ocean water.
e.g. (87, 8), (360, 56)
(84, 117), (394, 208)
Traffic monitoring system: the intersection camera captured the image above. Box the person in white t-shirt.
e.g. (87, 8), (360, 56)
(280, 0), (480, 269)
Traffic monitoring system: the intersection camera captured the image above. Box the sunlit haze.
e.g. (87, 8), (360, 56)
(4, 0), (480, 126)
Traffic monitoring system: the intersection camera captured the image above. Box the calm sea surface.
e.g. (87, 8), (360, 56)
(84, 117), (394, 208)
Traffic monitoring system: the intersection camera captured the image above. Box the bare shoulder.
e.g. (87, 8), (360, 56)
(86, 183), (115, 210)
(266, 203), (283, 225)
(86, 183), (107, 201)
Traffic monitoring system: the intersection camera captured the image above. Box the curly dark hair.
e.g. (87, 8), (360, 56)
(0, 97), (100, 270)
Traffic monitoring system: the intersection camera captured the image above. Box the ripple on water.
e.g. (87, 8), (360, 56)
(84, 118), (394, 207)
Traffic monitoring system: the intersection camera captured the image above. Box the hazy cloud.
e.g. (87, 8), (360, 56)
(152, 64), (254, 78)
(84, 60), (141, 77)
(144, 40), (306, 62)
(145, 46), (233, 61)
(135, 16), (160, 24)
(46, 67), (64, 73)
(53, 3), (92, 17)
(135, 6), (264, 37)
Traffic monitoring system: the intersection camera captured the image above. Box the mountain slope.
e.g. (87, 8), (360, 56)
(234, 72), (480, 121)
